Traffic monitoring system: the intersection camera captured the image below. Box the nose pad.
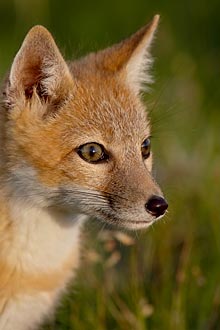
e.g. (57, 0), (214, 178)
(145, 195), (168, 218)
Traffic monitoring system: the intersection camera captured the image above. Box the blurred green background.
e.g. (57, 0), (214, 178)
(0, 0), (219, 329)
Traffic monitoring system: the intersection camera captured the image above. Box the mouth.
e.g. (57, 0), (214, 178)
(96, 209), (162, 230)
(121, 218), (156, 230)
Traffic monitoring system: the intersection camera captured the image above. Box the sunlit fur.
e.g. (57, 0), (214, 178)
(0, 15), (165, 329)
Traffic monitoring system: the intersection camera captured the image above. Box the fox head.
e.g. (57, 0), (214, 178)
(2, 15), (168, 229)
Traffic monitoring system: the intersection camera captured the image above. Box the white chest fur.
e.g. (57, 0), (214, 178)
(0, 200), (86, 330)
(5, 200), (86, 272)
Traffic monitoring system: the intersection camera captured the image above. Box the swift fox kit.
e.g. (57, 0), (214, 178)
(0, 15), (168, 329)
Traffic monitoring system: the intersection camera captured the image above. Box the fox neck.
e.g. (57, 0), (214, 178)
(0, 193), (86, 330)
(0, 194), (86, 273)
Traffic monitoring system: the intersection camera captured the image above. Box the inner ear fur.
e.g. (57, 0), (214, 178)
(8, 25), (74, 104)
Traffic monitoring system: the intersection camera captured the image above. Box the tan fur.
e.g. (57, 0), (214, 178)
(0, 252), (78, 297)
(0, 15), (167, 329)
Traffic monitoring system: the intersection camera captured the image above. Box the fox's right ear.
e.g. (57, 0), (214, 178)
(6, 25), (73, 108)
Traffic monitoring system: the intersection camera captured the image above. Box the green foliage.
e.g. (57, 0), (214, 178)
(1, 0), (219, 329)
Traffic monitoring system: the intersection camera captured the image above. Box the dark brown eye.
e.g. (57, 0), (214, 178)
(77, 142), (108, 163)
(141, 138), (151, 159)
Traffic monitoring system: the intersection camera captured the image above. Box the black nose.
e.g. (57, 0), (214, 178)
(145, 195), (168, 218)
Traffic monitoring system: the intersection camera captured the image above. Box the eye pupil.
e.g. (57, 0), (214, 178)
(89, 146), (96, 157)
(141, 138), (151, 159)
(77, 142), (108, 163)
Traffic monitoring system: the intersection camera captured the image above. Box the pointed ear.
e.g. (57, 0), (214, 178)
(99, 15), (160, 94)
(8, 25), (73, 104)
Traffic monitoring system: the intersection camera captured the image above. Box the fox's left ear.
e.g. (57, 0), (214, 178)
(99, 15), (160, 94)
(7, 25), (73, 106)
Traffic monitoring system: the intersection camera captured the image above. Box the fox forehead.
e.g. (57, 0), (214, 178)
(55, 72), (150, 148)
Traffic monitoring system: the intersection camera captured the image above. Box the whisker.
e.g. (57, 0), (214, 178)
(67, 189), (129, 202)
(0, 188), (125, 201)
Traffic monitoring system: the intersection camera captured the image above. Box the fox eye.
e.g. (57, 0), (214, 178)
(77, 142), (108, 163)
(141, 138), (151, 159)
